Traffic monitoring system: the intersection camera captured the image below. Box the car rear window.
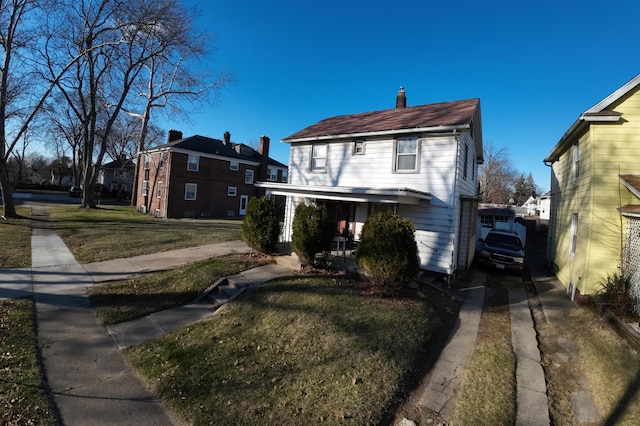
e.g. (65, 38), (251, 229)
(485, 233), (523, 250)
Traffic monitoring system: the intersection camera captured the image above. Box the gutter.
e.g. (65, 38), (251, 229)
(282, 124), (471, 143)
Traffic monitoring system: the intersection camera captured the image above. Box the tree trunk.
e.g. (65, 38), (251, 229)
(0, 157), (17, 218)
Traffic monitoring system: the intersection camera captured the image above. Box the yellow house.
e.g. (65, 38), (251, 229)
(544, 74), (640, 302)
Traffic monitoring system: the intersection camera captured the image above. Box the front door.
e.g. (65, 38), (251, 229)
(239, 195), (248, 215)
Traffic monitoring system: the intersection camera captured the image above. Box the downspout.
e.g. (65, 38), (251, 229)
(449, 130), (461, 277)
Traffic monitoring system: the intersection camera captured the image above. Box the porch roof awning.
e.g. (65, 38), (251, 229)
(255, 182), (431, 205)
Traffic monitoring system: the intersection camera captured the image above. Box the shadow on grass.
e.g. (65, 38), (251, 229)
(603, 369), (640, 426)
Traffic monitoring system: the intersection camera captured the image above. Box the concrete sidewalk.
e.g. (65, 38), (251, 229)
(21, 205), (295, 425)
(31, 219), (181, 425)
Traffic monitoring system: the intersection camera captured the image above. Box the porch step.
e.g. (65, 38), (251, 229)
(274, 252), (301, 270)
(195, 277), (249, 308)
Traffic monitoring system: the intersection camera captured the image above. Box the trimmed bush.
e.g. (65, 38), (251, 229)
(356, 211), (419, 288)
(241, 196), (280, 253)
(291, 203), (335, 267)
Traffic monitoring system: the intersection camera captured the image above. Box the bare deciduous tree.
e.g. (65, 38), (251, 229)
(478, 142), (518, 204)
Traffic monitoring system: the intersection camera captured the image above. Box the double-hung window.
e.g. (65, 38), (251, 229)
(185, 183), (197, 200)
(311, 144), (327, 172)
(245, 169), (254, 184)
(572, 143), (580, 182)
(228, 186), (237, 196)
(141, 180), (149, 196)
(187, 154), (199, 171)
(395, 137), (418, 172)
(156, 182), (162, 198)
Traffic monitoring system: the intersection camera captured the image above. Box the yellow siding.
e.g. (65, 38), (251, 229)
(549, 86), (640, 296)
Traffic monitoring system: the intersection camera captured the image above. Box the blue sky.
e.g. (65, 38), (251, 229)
(169, 0), (640, 193)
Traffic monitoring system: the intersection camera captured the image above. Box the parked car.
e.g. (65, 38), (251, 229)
(477, 229), (525, 272)
(69, 186), (82, 198)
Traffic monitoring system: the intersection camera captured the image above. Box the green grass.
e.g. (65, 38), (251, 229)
(0, 298), (57, 425)
(570, 307), (640, 425)
(125, 276), (440, 425)
(89, 253), (272, 325)
(451, 275), (516, 426)
(47, 205), (242, 263)
(0, 207), (32, 268)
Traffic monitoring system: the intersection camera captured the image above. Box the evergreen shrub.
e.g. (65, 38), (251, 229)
(241, 196), (280, 253)
(356, 211), (419, 288)
(291, 203), (335, 267)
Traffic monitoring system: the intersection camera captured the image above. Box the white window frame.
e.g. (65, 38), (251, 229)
(228, 186), (237, 196)
(311, 143), (327, 172)
(185, 183), (197, 200)
(353, 140), (365, 155)
(570, 213), (578, 257)
(245, 169), (254, 184)
(141, 180), (149, 196)
(281, 169), (288, 182)
(187, 154), (199, 171)
(394, 137), (418, 172)
(156, 181), (162, 198)
(159, 152), (164, 168)
(230, 161), (239, 171)
(144, 155), (151, 170)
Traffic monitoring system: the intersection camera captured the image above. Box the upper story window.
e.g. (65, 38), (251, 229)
(353, 140), (365, 155)
(245, 169), (254, 184)
(187, 154), (199, 171)
(311, 144), (327, 172)
(141, 180), (149, 196)
(185, 183), (197, 200)
(281, 169), (288, 182)
(144, 154), (151, 170)
(572, 142), (580, 182)
(267, 168), (277, 181)
(159, 152), (164, 168)
(156, 182), (162, 198)
(395, 137), (418, 172)
(230, 161), (239, 171)
(228, 186), (237, 196)
(463, 143), (469, 179)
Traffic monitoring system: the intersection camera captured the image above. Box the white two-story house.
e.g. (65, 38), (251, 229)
(257, 88), (483, 281)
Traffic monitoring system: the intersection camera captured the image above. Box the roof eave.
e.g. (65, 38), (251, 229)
(282, 124), (471, 143)
(543, 112), (623, 163)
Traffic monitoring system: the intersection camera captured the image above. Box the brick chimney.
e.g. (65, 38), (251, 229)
(258, 136), (270, 192)
(396, 87), (406, 108)
(167, 129), (182, 143)
(223, 131), (231, 146)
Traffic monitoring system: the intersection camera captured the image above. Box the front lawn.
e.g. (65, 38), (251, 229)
(88, 253), (272, 325)
(47, 205), (242, 263)
(0, 298), (57, 425)
(0, 207), (32, 268)
(125, 276), (442, 425)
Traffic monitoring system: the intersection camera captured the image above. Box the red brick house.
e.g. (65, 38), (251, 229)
(136, 130), (288, 218)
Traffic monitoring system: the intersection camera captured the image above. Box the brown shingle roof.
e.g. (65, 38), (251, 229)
(283, 98), (480, 142)
(620, 174), (640, 193)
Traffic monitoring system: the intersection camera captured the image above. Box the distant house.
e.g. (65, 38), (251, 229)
(137, 130), (287, 218)
(50, 168), (74, 188)
(19, 166), (44, 186)
(476, 205), (526, 251)
(544, 73), (640, 302)
(257, 88), (484, 281)
(520, 193), (551, 220)
(98, 157), (135, 198)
